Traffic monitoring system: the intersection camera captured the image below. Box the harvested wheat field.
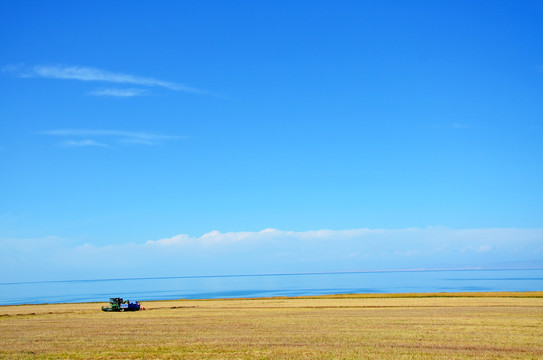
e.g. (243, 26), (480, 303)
(1, 292), (542, 359)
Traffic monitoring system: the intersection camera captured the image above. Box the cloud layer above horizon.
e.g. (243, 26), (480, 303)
(2, 227), (541, 282)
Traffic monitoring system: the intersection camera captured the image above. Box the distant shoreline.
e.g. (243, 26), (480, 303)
(2, 290), (542, 307)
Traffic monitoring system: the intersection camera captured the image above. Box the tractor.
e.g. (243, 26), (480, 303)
(101, 297), (141, 312)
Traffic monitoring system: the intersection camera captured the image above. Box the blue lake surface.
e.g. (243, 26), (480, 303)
(1, 269), (542, 305)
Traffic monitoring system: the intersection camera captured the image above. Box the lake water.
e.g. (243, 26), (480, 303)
(1, 269), (541, 305)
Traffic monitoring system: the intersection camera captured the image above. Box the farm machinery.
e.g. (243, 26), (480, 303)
(101, 297), (141, 312)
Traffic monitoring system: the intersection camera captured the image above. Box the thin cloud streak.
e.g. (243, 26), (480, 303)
(41, 129), (180, 140)
(40, 129), (182, 147)
(452, 123), (470, 129)
(14, 65), (211, 95)
(88, 88), (148, 97)
(62, 139), (109, 148)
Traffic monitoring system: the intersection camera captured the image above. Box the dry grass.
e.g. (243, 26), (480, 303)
(1, 292), (542, 359)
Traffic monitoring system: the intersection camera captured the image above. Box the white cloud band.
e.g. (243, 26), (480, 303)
(2, 227), (541, 282)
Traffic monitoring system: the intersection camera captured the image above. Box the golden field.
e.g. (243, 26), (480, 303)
(1, 292), (542, 359)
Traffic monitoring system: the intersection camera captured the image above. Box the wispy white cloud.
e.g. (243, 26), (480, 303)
(4, 64), (215, 96)
(41, 129), (176, 139)
(118, 138), (157, 146)
(87, 88), (148, 97)
(462, 245), (493, 253)
(62, 139), (109, 148)
(452, 123), (470, 129)
(40, 129), (181, 148)
(1, 63), (24, 73)
(27, 65), (206, 94)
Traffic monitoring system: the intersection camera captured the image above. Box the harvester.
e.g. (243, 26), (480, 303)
(101, 297), (141, 312)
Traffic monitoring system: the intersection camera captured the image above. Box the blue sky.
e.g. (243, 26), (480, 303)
(1, 1), (542, 282)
